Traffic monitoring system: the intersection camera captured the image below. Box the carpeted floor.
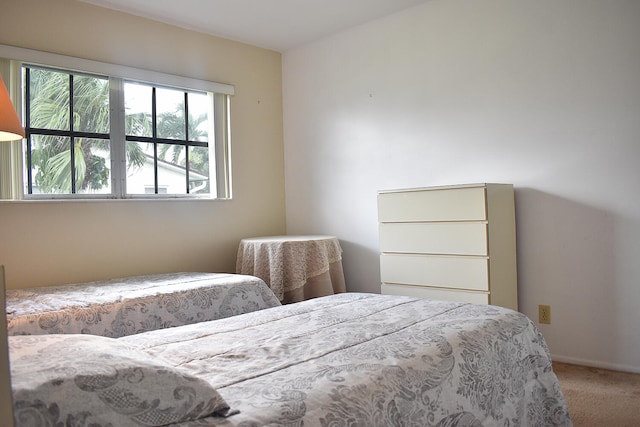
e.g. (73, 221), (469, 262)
(552, 362), (640, 427)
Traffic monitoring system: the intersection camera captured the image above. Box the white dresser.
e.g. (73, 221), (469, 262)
(378, 183), (518, 310)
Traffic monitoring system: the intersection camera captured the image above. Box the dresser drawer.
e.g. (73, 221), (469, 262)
(381, 283), (490, 305)
(378, 186), (487, 222)
(379, 222), (488, 256)
(380, 254), (489, 291)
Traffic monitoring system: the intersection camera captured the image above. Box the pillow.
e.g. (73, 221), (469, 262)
(9, 334), (234, 426)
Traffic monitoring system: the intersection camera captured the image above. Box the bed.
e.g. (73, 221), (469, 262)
(5, 272), (281, 337)
(6, 276), (572, 426)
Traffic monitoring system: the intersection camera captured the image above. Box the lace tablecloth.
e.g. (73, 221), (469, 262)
(236, 235), (345, 303)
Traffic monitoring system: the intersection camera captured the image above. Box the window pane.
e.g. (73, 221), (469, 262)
(156, 87), (185, 140)
(28, 135), (72, 194)
(125, 141), (153, 194)
(188, 92), (211, 142)
(158, 142), (185, 166)
(74, 75), (109, 134)
(76, 138), (111, 194)
(189, 145), (209, 194)
(29, 68), (70, 131)
(157, 143), (186, 194)
(124, 82), (152, 137)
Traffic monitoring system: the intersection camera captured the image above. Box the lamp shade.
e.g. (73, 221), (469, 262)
(0, 76), (25, 142)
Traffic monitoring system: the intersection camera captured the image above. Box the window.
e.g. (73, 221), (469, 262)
(123, 82), (213, 195)
(24, 67), (112, 195)
(0, 45), (233, 200)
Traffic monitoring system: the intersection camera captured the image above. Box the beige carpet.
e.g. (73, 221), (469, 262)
(553, 362), (640, 427)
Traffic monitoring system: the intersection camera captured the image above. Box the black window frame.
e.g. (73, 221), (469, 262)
(16, 62), (231, 200)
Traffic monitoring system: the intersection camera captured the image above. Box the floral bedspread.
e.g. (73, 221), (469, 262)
(121, 293), (572, 426)
(6, 272), (281, 338)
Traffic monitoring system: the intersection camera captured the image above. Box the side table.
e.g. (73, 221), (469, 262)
(236, 235), (346, 304)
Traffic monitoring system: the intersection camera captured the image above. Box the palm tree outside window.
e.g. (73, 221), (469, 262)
(22, 65), (226, 198)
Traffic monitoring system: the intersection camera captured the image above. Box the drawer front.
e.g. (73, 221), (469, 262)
(378, 186), (487, 222)
(381, 283), (489, 305)
(380, 254), (489, 291)
(379, 222), (488, 256)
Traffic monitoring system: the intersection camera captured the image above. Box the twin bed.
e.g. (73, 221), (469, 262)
(5, 272), (572, 426)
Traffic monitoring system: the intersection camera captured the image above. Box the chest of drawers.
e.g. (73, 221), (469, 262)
(378, 184), (518, 310)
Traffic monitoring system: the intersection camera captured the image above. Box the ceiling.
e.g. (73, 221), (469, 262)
(79, 0), (430, 52)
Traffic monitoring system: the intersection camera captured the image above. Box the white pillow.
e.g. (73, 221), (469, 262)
(9, 334), (233, 426)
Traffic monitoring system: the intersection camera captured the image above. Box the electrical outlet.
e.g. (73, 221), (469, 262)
(539, 305), (551, 324)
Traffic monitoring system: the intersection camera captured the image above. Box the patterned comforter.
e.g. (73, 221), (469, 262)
(6, 272), (281, 337)
(119, 293), (572, 426)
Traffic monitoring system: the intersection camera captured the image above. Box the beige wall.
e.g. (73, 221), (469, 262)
(0, 0), (286, 289)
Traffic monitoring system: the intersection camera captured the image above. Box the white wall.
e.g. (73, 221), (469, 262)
(283, 0), (640, 372)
